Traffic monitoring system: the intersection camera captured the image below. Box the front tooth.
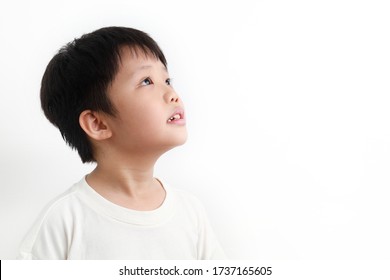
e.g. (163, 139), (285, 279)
(173, 114), (180, 119)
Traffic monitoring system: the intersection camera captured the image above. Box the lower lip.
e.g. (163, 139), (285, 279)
(167, 119), (186, 125)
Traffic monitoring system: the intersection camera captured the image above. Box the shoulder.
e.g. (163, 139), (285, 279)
(18, 178), (86, 259)
(163, 182), (227, 260)
(35, 179), (85, 221)
(169, 184), (205, 209)
(164, 182), (209, 222)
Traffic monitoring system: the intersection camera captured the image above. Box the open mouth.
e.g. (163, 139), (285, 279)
(168, 114), (182, 122)
(167, 108), (185, 124)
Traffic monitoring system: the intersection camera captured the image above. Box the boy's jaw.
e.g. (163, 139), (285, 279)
(167, 107), (186, 125)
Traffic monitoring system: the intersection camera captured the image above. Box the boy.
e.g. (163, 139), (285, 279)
(18, 26), (225, 259)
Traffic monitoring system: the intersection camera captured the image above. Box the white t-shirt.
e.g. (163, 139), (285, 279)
(18, 176), (225, 260)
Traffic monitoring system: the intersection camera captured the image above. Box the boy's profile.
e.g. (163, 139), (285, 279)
(18, 26), (225, 259)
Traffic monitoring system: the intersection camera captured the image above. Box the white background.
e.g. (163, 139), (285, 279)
(0, 0), (389, 260)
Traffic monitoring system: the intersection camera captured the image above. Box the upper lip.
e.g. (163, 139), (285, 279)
(168, 107), (185, 121)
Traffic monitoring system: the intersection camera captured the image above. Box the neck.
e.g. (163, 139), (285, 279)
(87, 150), (161, 197)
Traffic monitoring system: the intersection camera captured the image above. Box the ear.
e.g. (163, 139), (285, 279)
(79, 110), (112, 141)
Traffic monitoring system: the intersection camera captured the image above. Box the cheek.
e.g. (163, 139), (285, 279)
(140, 108), (166, 134)
(118, 102), (165, 135)
(132, 100), (164, 123)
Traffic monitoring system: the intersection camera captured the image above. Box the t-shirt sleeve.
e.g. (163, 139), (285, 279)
(17, 198), (72, 260)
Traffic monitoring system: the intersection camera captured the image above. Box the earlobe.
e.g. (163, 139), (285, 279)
(79, 110), (112, 141)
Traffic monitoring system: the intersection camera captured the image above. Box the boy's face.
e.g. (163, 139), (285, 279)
(104, 48), (187, 155)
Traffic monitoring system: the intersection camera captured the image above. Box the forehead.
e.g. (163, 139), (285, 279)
(119, 46), (160, 64)
(118, 46), (166, 71)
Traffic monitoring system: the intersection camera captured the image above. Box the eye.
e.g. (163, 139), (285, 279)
(166, 78), (172, 86)
(141, 77), (153, 86)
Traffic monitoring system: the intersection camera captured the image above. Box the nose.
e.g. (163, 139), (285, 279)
(164, 90), (180, 104)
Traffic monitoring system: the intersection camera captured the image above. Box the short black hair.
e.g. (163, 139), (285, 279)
(40, 26), (167, 163)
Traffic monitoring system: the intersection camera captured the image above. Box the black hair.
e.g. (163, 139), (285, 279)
(40, 26), (167, 163)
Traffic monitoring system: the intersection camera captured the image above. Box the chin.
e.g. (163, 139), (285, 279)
(161, 134), (188, 152)
(171, 135), (188, 148)
(177, 132), (188, 145)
